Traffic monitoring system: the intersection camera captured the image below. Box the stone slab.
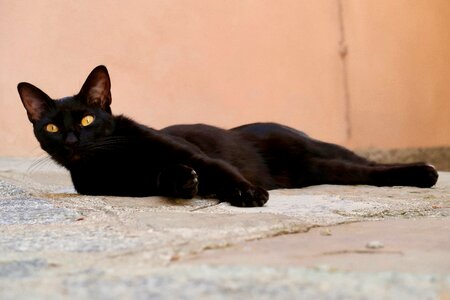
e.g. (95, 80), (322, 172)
(0, 157), (449, 299)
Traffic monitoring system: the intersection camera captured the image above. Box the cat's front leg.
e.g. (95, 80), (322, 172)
(156, 164), (199, 199)
(190, 156), (269, 207)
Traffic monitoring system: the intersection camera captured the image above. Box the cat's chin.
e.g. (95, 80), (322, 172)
(70, 154), (81, 161)
(60, 150), (82, 165)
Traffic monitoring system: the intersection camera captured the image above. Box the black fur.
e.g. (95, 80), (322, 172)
(17, 66), (439, 207)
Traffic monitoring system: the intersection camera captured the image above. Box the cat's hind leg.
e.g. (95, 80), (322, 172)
(304, 159), (438, 188)
(234, 122), (372, 165)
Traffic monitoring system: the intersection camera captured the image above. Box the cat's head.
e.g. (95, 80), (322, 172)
(18, 65), (116, 166)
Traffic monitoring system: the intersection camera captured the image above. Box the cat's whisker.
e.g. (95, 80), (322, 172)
(80, 137), (135, 152)
(28, 157), (46, 172)
(28, 155), (53, 174)
(81, 143), (128, 151)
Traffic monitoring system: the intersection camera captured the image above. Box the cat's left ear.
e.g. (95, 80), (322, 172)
(79, 65), (112, 111)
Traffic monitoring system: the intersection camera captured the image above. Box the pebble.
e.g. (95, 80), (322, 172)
(366, 240), (384, 249)
(320, 228), (332, 236)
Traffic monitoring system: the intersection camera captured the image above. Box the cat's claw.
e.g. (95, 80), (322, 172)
(227, 185), (269, 207)
(177, 169), (199, 199)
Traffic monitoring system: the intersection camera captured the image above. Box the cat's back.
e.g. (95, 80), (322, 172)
(161, 123), (240, 155)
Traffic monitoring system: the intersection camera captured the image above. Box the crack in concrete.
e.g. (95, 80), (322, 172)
(189, 202), (222, 212)
(175, 221), (362, 262)
(319, 249), (404, 256)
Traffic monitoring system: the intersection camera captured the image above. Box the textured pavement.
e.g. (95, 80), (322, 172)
(0, 157), (449, 299)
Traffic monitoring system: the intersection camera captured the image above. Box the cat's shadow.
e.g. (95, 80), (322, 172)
(44, 191), (220, 209)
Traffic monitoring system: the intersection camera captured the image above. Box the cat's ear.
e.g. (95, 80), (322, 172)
(17, 82), (55, 123)
(79, 65), (112, 111)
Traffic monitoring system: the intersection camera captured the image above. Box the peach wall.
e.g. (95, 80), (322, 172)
(344, 0), (450, 148)
(0, 0), (449, 157)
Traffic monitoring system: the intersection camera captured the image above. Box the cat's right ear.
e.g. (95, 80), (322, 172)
(17, 82), (55, 123)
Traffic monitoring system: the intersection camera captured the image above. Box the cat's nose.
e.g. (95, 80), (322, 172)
(65, 132), (79, 147)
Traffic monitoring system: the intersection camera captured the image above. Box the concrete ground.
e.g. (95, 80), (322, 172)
(0, 157), (449, 299)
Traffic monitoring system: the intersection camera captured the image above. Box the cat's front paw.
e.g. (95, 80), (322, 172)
(157, 165), (199, 199)
(225, 185), (269, 207)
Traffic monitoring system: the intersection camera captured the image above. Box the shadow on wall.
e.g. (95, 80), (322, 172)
(357, 146), (450, 171)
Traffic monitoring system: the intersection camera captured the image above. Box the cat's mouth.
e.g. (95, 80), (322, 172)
(70, 154), (81, 161)
(65, 148), (81, 161)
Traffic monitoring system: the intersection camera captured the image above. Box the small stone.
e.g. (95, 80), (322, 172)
(313, 264), (338, 272)
(320, 228), (332, 236)
(170, 254), (180, 262)
(366, 240), (384, 249)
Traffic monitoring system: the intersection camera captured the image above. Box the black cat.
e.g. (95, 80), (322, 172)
(17, 66), (438, 207)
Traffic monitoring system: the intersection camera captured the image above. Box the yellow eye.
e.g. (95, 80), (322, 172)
(45, 123), (59, 133)
(81, 115), (95, 127)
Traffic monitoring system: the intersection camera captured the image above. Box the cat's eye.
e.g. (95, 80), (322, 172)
(81, 115), (95, 127)
(45, 123), (59, 133)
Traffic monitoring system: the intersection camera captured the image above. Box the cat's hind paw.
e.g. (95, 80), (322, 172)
(377, 163), (439, 188)
(407, 163), (439, 188)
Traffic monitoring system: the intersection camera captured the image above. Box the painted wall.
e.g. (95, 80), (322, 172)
(1, 0), (449, 156)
